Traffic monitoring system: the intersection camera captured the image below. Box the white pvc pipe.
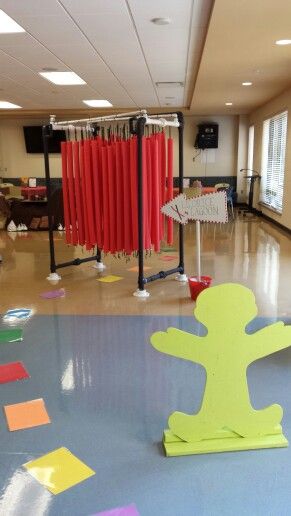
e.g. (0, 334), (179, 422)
(50, 111), (180, 129)
(196, 220), (201, 282)
(51, 109), (146, 126)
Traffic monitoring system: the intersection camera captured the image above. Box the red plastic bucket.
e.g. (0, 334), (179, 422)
(188, 276), (212, 301)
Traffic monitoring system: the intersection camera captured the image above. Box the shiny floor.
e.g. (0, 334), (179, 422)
(0, 215), (291, 317)
(1, 214), (291, 515)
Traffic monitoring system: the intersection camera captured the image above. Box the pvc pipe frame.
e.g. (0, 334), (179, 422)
(50, 110), (180, 130)
(134, 113), (185, 293)
(43, 111), (185, 294)
(42, 125), (101, 275)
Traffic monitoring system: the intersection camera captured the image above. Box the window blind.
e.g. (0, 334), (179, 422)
(260, 111), (288, 213)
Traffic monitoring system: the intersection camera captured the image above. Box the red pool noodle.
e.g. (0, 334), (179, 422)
(115, 141), (124, 252)
(79, 141), (92, 250)
(121, 139), (132, 255)
(167, 137), (174, 245)
(72, 141), (85, 246)
(160, 131), (166, 240)
(83, 139), (96, 247)
(101, 146), (110, 253)
(130, 137), (139, 251)
(107, 144), (117, 253)
(91, 140), (103, 249)
(61, 141), (72, 244)
(151, 136), (160, 252)
(146, 138), (152, 244)
(67, 141), (78, 245)
(142, 137), (150, 250)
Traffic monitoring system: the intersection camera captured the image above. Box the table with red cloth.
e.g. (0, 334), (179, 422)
(173, 186), (216, 197)
(21, 186), (47, 200)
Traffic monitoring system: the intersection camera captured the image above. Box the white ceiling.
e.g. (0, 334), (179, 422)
(0, 0), (213, 111)
(192, 0), (291, 115)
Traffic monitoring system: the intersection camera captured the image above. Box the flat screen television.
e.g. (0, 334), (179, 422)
(23, 126), (66, 154)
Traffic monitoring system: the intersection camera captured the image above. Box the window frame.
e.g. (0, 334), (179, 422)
(260, 110), (288, 214)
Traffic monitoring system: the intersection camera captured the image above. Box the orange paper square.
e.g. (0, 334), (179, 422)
(127, 266), (152, 272)
(4, 398), (51, 431)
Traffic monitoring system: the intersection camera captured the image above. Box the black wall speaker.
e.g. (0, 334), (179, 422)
(195, 123), (219, 149)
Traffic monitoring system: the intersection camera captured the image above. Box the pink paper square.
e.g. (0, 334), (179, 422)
(93, 503), (139, 516)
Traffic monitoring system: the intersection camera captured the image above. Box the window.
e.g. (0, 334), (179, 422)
(247, 125), (254, 172)
(260, 111), (288, 213)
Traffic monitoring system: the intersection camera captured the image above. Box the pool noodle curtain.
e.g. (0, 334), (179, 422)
(60, 131), (175, 255)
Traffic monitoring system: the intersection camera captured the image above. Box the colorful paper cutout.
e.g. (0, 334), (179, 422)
(151, 283), (291, 455)
(23, 447), (95, 495)
(159, 255), (177, 262)
(0, 361), (29, 384)
(127, 266), (152, 272)
(40, 288), (65, 299)
(0, 329), (23, 343)
(97, 275), (123, 283)
(4, 399), (51, 431)
(94, 504), (139, 516)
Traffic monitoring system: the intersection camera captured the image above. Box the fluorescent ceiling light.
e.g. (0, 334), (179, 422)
(225, 102), (233, 106)
(0, 9), (25, 33)
(83, 99), (113, 108)
(156, 81), (184, 87)
(242, 82), (252, 86)
(39, 71), (86, 85)
(0, 101), (21, 109)
(276, 39), (291, 45)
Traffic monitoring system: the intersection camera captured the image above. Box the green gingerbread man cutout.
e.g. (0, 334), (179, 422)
(151, 283), (291, 444)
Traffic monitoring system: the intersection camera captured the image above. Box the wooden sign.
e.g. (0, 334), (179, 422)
(161, 191), (228, 224)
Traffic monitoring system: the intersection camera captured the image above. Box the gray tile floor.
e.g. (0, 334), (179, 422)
(1, 314), (291, 515)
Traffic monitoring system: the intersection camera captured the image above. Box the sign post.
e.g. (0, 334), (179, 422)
(162, 191), (228, 299)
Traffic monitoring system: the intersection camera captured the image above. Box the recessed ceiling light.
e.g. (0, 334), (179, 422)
(39, 71), (86, 85)
(242, 82), (252, 86)
(42, 67), (58, 72)
(225, 102), (233, 106)
(276, 39), (291, 45)
(0, 9), (25, 33)
(83, 100), (113, 108)
(0, 101), (21, 109)
(165, 96), (175, 99)
(151, 17), (171, 25)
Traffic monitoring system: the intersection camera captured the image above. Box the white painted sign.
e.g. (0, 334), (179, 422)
(161, 191), (228, 224)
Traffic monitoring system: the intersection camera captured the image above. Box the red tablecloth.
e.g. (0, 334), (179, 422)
(21, 186), (47, 200)
(173, 186), (216, 197)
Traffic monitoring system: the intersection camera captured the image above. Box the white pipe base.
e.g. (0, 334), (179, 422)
(93, 262), (106, 271)
(47, 272), (61, 282)
(133, 288), (150, 298)
(175, 273), (188, 282)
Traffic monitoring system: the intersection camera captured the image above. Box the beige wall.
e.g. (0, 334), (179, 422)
(250, 86), (291, 230)
(0, 118), (61, 179)
(176, 114), (238, 178)
(0, 115), (238, 181)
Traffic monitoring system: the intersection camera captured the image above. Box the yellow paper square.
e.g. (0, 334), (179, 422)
(23, 447), (95, 495)
(97, 275), (123, 283)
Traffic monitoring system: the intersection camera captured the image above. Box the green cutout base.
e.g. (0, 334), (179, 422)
(163, 429), (288, 456)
